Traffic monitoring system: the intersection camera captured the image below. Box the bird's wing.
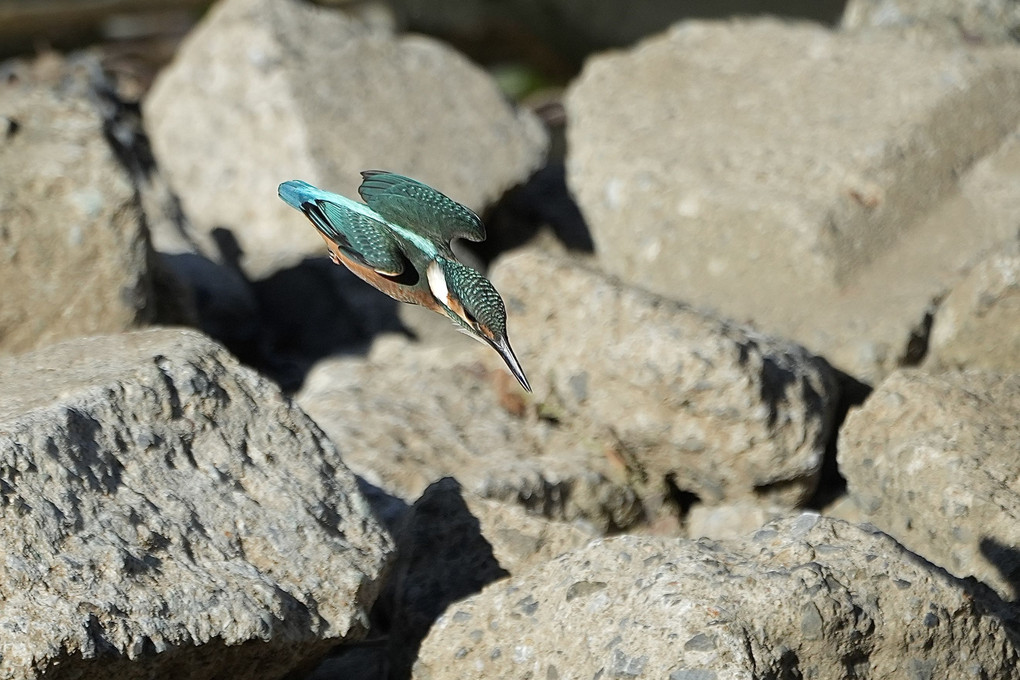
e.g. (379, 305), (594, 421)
(303, 198), (408, 276)
(358, 171), (486, 244)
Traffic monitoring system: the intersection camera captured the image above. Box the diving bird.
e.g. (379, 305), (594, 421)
(278, 171), (531, 392)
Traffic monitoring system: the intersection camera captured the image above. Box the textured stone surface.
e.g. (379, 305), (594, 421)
(926, 243), (1020, 372)
(685, 501), (789, 541)
(380, 478), (595, 678)
(143, 0), (547, 277)
(842, 0), (1020, 45)
(839, 368), (1020, 600)
(413, 515), (1020, 679)
(490, 249), (839, 508)
(0, 53), (157, 355)
(296, 336), (643, 532)
(565, 18), (1020, 380)
(0, 329), (392, 680)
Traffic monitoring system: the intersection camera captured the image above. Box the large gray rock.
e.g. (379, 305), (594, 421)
(296, 336), (643, 532)
(0, 53), (158, 355)
(0, 328), (392, 680)
(489, 249), (839, 508)
(413, 514), (1020, 679)
(842, 0), (1020, 45)
(565, 18), (1020, 380)
(926, 243), (1020, 372)
(143, 0), (548, 277)
(839, 368), (1020, 601)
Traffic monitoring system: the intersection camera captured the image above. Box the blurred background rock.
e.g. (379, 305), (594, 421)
(1, 1), (847, 81)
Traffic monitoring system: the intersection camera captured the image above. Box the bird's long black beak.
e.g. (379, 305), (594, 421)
(492, 335), (531, 392)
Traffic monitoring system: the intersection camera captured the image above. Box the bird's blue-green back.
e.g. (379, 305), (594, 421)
(358, 171), (486, 245)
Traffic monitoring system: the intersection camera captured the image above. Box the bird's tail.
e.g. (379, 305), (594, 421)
(278, 180), (320, 210)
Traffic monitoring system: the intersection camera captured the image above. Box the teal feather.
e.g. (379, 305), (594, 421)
(311, 200), (407, 275)
(358, 171), (486, 244)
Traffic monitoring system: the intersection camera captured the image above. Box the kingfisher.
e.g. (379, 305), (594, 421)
(278, 171), (531, 392)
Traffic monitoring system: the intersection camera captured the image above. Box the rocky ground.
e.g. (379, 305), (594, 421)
(2, 0), (1020, 678)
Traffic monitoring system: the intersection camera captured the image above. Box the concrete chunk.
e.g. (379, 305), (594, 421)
(566, 18), (1020, 379)
(0, 329), (392, 680)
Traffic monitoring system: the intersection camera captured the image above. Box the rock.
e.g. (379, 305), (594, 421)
(839, 368), (1020, 600)
(926, 243), (1020, 372)
(295, 335), (643, 532)
(379, 478), (596, 678)
(842, 0), (1020, 45)
(143, 0), (548, 277)
(685, 501), (789, 541)
(0, 328), (392, 680)
(0, 53), (159, 356)
(413, 514), (1020, 679)
(565, 18), (1020, 381)
(489, 249), (840, 508)
(818, 492), (869, 528)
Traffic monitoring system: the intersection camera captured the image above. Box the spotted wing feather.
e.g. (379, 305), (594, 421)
(305, 199), (406, 276)
(358, 171), (486, 244)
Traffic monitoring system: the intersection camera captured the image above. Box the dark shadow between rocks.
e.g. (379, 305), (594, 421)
(308, 478), (511, 680)
(354, 476), (411, 536)
(321, 477), (510, 680)
(250, 256), (408, 391)
(164, 227), (408, 392)
(806, 369), (871, 511)
(980, 537), (1020, 605)
(40, 622), (335, 680)
(159, 250), (262, 365)
(665, 472), (701, 520)
(465, 163), (595, 265)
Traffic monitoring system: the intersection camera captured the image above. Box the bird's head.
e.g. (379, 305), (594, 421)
(426, 258), (531, 392)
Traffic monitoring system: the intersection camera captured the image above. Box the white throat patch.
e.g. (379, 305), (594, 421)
(426, 260), (454, 309)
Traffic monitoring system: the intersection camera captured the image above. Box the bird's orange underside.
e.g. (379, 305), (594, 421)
(321, 235), (441, 312)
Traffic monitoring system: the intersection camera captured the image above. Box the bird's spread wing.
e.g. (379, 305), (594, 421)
(303, 198), (407, 276)
(358, 171), (486, 244)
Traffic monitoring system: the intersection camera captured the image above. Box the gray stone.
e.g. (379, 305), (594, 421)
(839, 368), (1020, 600)
(0, 328), (392, 680)
(489, 249), (839, 508)
(565, 18), (1020, 381)
(926, 243), (1020, 372)
(413, 515), (1020, 679)
(685, 501), (789, 541)
(842, 0), (1020, 45)
(143, 0), (547, 277)
(0, 53), (158, 355)
(295, 335), (643, 532)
